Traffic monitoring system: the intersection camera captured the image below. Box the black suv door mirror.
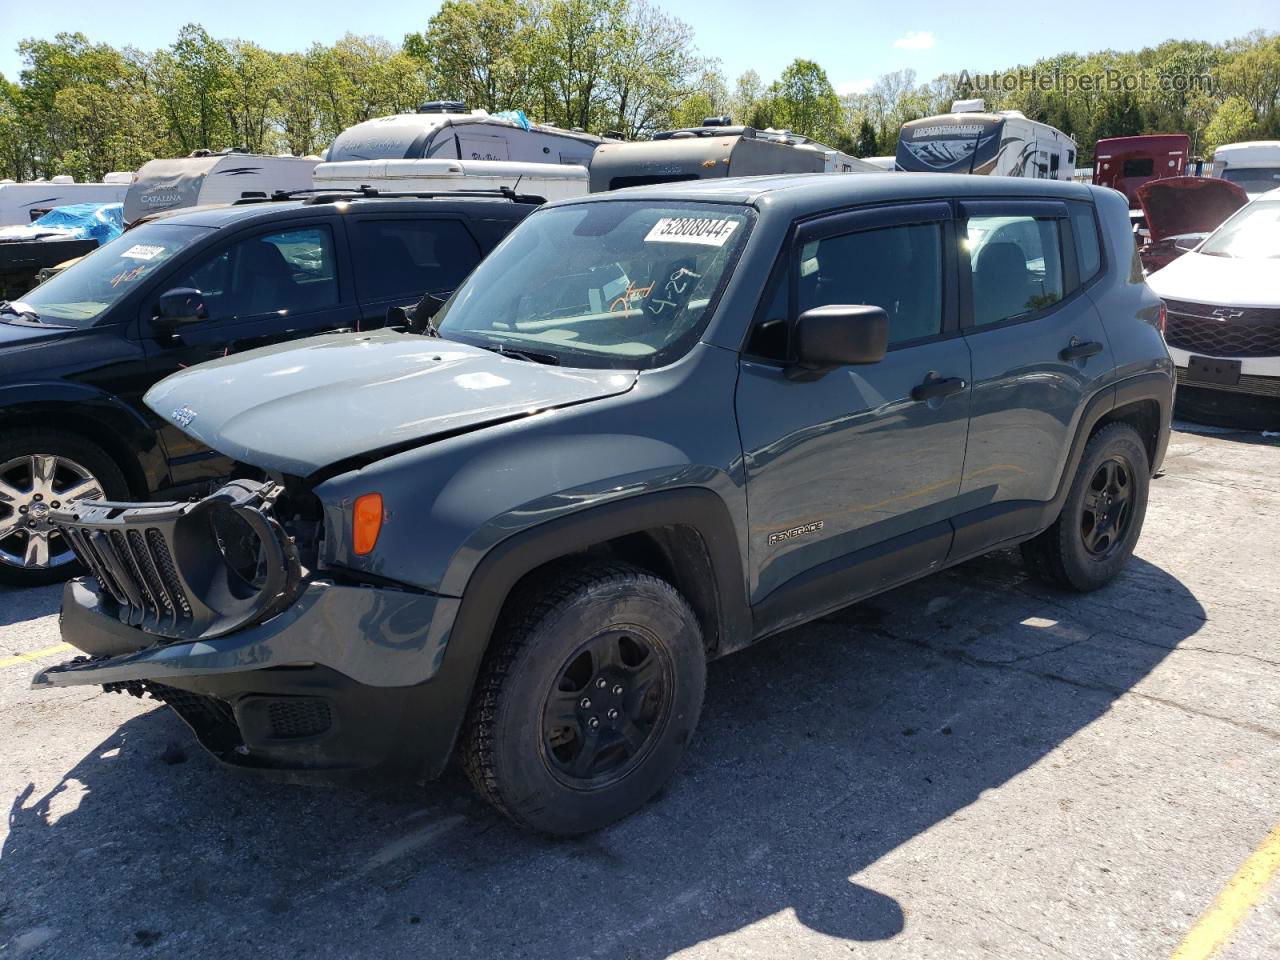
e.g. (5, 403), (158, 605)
(154, 288), (208, 329)
(787, 304), (888, 380)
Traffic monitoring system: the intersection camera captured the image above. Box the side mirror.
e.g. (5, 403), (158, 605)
(406, 292), (448, 336)
(787, 304), (888, 380)
(154, 288), (207, 328)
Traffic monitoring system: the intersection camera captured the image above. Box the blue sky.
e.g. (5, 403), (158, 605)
(2, 0), (1277, 95)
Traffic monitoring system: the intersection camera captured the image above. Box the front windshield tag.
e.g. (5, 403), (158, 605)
(120, 244), (165, 261)
(645, 217), (740, 247)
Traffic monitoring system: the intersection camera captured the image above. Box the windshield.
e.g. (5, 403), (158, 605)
(1199, 200), (1280, 259)
(436, 201), (753, 369)
(13, 222), (211, 327)
(1221, 167), (1280, 195)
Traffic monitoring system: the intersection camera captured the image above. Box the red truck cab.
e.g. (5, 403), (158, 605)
(1093, 134), (1191, 208)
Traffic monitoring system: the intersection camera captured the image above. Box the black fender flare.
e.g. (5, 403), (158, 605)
(414, 487), (750, 779)
(1042, 370), (1173, 527)
(0, 382), (167, 495)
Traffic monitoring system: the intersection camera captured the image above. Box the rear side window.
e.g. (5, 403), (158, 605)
(1068, 202), (1102, 283)
(797, 223), (944, 346)
(965, 215), (1064, 326)
(353, 219), (482, 301)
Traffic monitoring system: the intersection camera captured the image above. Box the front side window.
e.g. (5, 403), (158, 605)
(11, 222), (211, 327)
(436, 201), (753, 369)
(353, 218), (481, 301)
(1198, 200), (1280, 260)
(966, 215), (1065, 325)
(169, 225), (338, 321)
(797, 223), (944, 346)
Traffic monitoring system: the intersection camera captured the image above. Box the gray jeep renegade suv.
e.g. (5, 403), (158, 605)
(36, 174), (1173, 835)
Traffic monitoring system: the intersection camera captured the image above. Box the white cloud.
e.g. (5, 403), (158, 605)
(894, 31), (936, 52)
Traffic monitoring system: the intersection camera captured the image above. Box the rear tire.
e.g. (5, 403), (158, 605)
(0, 430), (129, 588)
(1021, 422), (1150, 592)
(460, 562), (705, 835)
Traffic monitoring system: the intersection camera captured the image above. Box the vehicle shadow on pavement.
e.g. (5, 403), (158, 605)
(0, 552), (1204, 959)
(0, 583), (61, 629)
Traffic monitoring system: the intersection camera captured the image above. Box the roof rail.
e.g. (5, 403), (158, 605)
(234, 185), (548, 208)
(297, 185), (547, 205)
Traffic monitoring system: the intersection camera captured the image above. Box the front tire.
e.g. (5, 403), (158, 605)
(0, 430), (130, 587)
(1021, 422), (1150, 592)
(460, 562), (706, 835)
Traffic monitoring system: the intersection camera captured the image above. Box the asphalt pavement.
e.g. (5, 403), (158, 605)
(0, 425), (1277, 959)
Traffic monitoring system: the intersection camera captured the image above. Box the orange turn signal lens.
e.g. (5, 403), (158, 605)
(352, 493), (383, 555)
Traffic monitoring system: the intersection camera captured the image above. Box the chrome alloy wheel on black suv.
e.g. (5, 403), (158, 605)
(0, 430), (128, 586)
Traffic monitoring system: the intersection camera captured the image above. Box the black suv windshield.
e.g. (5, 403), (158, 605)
(436, 201), (753, 369)
(13, 222), (211, 327)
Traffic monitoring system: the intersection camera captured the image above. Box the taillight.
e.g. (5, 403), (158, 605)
(1154, 303), (1167, 335)
(352, 493), (383, 555)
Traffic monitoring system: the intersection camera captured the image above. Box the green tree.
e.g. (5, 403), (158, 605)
(411, 0), (537, 112)
(771, 58), (841, 142)
(1205, 96), (1259, 152)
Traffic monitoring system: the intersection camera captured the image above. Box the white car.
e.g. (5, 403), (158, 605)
(1146, 187), (1280, 427)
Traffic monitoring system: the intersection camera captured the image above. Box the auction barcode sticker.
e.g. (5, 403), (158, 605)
(120, 244), (165, 261)
(644, 217), (739, 246)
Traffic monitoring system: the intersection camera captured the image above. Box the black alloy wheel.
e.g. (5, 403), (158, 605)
(1080, 456), (1135, 558)
(541, 628), (672, 788)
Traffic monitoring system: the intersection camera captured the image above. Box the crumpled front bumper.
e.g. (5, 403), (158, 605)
(35, 577), (463, 777)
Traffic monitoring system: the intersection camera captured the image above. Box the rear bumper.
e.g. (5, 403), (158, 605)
(35, 577), (463, 778)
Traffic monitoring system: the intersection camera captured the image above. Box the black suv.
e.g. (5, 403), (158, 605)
(0, 192), (538, 584)
(39, 174), (1174, 834)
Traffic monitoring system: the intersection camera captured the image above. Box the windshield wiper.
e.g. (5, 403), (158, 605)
(0, 300), (41, 323)
(476, 341), (561, 366)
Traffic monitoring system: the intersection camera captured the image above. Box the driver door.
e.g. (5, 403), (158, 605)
(142, 220), (359, 485)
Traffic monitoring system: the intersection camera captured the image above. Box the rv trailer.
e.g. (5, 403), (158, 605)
(589, 121), (881, 192)
(123, 150), (318, 224)
(325, 102), (611, 168)
(896, 99), (1077, 180)
(0, 174), (131, 226)
(1210, 141), (1280, 198)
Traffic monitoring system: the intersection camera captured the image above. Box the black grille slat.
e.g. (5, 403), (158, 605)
(127, 529), (173, 615)
(90, 530), (146, 614)
(147, 530), (192, 618)
(112, 529), (160, 617)
(66, 527), (127, 605)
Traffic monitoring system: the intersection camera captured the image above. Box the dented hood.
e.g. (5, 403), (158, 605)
(1138, 177), (1249, 243)
(145, 330), (637, 476)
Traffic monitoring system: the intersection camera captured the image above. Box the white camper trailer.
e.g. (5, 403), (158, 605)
(123, 151), (319, 224)
(0, 174), (131, 226)
(1210, 141), (1280, 198)
(896, 99), (1077, 180)
(312, 158), (589, 202)
(324, 102), (610, 168)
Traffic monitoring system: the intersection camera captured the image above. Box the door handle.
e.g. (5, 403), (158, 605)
(1060, 339), (1103, 362)
(911, 376), (967, 402)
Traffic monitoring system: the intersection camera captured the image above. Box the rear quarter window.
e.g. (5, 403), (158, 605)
(1067, 202), (1102, 283)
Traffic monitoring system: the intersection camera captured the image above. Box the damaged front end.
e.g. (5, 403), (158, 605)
(34, 477), (460, 778)
(52, 478), (306, 643)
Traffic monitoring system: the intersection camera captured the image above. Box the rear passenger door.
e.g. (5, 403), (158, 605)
(349, 216), (483, 328)
(953, 198), (1113, 556)
(736, 203), (972, 624)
